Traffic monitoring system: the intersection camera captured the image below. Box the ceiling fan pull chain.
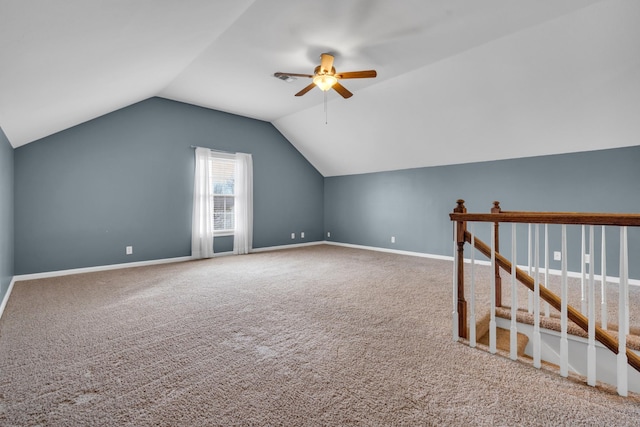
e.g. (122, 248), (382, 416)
(324, 91), (328, 124)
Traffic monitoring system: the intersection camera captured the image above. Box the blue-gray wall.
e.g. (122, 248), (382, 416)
(0, 127), (14, 301)
(325, 146), (640, 279)
(10, 96), (640, 279)
(14, 98), (324, 274)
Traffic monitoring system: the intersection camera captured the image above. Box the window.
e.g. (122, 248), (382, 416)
(210, 155), (236, 235)
(192, 147), (252, 258)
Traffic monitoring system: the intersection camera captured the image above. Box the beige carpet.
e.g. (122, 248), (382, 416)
(0, 245), (639, 426)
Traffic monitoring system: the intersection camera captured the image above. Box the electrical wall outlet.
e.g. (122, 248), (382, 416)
(327, 232), (331, 238)
(391, 236), (396, 243)
(291, 232), (295, 239)
(553, 251), (561, 261)
(584, 254), (590, 264)
(126, 246), (133, 255)
(301, 232), (305, 239)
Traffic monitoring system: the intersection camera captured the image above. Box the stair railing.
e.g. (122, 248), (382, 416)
(450, 199), (640, 396)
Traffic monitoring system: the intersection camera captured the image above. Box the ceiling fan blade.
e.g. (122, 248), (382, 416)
(332, 82), (353, 99)
(335, 70), (377, 79)
(274, 72), (313, 78)
(295, 83), (316, 97)
(320, 53), (334, 74)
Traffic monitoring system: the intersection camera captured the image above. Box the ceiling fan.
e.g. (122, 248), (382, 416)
(274, 53), (377, 99)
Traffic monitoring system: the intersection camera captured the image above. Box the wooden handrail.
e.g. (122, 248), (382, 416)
(450, 211), (640, 227)
(466, 230), (640, 373)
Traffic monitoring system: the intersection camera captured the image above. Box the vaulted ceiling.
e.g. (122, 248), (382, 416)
(1, 0), (639, 176)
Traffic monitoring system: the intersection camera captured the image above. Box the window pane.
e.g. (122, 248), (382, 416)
(210, 156), (236, 232)
(213, 195), (234, 231)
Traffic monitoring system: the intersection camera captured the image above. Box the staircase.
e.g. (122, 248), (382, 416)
(488, 308), (640, 393)
(494, 306), (640, 352)
(450, 199), (640, 397)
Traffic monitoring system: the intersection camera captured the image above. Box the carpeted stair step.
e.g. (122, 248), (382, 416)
(478, 326), (529, 356)
(475, 313), (529, 356)
(495, 306), (640, 351)
(475, 312), (491, 342)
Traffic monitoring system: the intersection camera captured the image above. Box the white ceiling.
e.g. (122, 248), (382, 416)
(1, 0), (639, 176)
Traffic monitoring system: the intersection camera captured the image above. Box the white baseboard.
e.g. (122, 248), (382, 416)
(13, 256), (194, 282)
(212, 251), (235, 257)
(323, 240), (640, 286)
(250, 241), (325, 253)
(324, 240), (453, 262)
(0, 276), (16, 320)
(7, 239), (638, 294)
(9, 242), (326, 283)
(458, 257), (640, 287)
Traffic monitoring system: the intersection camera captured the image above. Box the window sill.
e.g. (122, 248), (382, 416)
(214, 231), (234, 237)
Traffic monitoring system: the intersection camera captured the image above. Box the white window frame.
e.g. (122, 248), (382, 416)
(210, 152), (237, 237)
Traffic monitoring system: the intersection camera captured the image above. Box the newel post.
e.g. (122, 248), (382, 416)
(454, 199), (468, 339)
(491, 201), (502, 308)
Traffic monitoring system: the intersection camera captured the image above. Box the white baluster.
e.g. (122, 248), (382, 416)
(452, 223), (459, 342)
(624, 244), (630, 337)
(470, 223), (476, 348)
(544, 224), (550, 318)
(617, 226), (628, 397)
(527, 224), (533, 313)
(560, 224), (569, 377)
(601, 226), (607, 330)
(587, 226), (596, 386)
(533, 224), (541, 369)
(490, 224), (496, 354)
(510, 223), (518, 361)
(581, 225), (587, 314)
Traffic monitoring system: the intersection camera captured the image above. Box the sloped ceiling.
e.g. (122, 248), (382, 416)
(1, 0), (638, 176)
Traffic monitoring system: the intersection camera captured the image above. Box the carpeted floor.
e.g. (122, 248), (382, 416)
(0, 245), (639, 426)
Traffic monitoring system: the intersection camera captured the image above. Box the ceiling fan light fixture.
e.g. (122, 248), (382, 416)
(313, 74), (337, 91)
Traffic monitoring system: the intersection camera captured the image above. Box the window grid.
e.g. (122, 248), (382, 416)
(210, 157), (235, 233)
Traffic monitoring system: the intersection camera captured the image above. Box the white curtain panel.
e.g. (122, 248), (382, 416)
(233, 153), (253, 255)
(191, 147), (215, 259)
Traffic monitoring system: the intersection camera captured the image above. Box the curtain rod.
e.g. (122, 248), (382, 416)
(190, 145), (236, 155)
